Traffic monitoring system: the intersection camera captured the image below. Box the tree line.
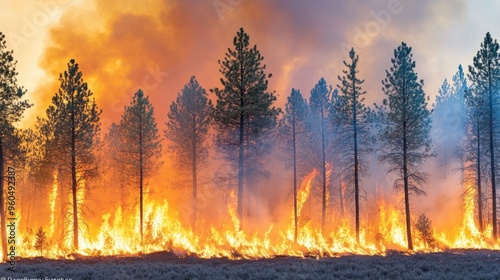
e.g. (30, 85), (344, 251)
(0, 28), (499, 259)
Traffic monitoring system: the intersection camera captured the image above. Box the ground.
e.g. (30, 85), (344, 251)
(1, 250), (499, 279)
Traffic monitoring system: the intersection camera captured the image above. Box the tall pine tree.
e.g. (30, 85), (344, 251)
(464, 79), (486, 233)
(375, 42), (432, 250)
(212, 27), (280, 226)
(468, 32), (500, 238)
(336, 48), (369, 243)
(433, 67), (468, 168)
(278, 88), (309, 243)
(0, 32), (31, 260)
(119, 89), (162, 245)
(165, 76), (213, 228)
(309, 78), (332, 232)
(45, 59), (100, 250)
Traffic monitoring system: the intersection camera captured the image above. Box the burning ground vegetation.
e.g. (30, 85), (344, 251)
(8, 169), (500, 260)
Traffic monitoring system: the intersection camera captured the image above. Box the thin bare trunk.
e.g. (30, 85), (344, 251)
(477, 114), (484, 233)
(292, 116), (298, 244)
(71, 105), (79, 250)
(321, 106), (327, 233)
(488, 70), (497, 238)
(192, 109), (198, 228)
(139, 113), (144, 247)
(353, 80), (360, 243)
(237, 115), (244, 229)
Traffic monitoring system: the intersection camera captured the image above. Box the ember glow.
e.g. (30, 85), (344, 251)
(2, 0), (500, 263)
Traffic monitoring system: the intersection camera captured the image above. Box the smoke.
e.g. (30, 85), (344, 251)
(22, 0), (483, 241)
(30, 0), (470, 128)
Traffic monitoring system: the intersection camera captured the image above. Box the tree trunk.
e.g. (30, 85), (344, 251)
(353, 83), (360, 243)
(139, 114), (144, 247)
(292, 117), (298, 244)
(403, 123), (413, 250)
(477, 114), (483, 233)
(192, 122), (198, 229)
(321, 107), (327, 233)
(58, 166), (64, 245)
(488, 72), (497, 238)
(237, 114), (244, 229)
(0, 137), (7, 261)
(71, 113), (79, 250)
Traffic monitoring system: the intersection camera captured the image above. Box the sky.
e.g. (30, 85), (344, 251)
(1, 0), (500, 130)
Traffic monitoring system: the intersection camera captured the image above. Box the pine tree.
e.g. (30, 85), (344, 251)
(468, 32), (500, 238)
(335, 48), (369, 243)
(165, 76), (213, 228)
(465, 82), (486, 233)
(278, 88), (309, 243)
(45, 59), (100, 250)
(375, 42), (432, 250)
(212, 27), (280, 226)
(415, 213), (437, 249)
(309, 77), (333, 232)
(34, 227), (47, 256)
(433, 67), (468, 168)
(0, 32), (31, 259)
(119, 89), (162, 245)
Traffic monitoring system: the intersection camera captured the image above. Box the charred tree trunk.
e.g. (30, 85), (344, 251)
(476, 114), (484, 233)
(321, 106), (327, 233)
(192, 111), (198, 229)
(292, 116), (298, 244)
(237, 114), (244, 229)
(403, 137), (413, 250)
(139, 114), (144, 246)
(58, 167), (65, 245)
(488, 72), (497, 239)
(353, 81), (360, 243)
(403, 96), (413, 250)
(71, 108), (79, 250)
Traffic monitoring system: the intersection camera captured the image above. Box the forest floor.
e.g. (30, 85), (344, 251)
(1, 249), (499, 279)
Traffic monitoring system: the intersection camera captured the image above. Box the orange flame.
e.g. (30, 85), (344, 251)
(7, 167), (500, 260)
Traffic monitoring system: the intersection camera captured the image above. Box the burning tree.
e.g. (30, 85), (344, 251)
(415, 214), (437, 249)
(34, 227), (47, 257)
(165, 76), (213, 228)
(468, 32), (500, 239)
(278, 88), (310, 243)
(375, 42), (433, 250)
(212, 27), (280, 226)
(464, 79), (487, 234)
(335, 48), (370, 243)
(0, 32), (31, 260)
(308, 78), (334, 232)
(119, 89), (162, 245)
(44, 59), (101, 250)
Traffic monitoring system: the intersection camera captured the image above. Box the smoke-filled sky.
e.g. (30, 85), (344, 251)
(2, 0), (500, 129)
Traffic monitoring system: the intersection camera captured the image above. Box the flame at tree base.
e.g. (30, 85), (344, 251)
(10, 169), (500, 260)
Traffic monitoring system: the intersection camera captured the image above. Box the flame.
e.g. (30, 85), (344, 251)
(48, 171), (58, 238)
(7, 167), (500, 261)
(436, 169), (499, 250)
